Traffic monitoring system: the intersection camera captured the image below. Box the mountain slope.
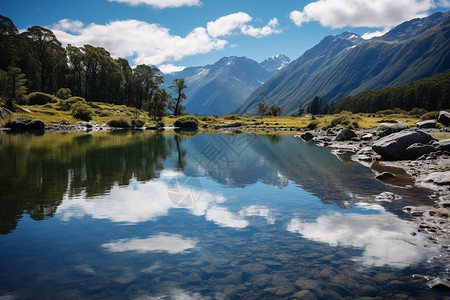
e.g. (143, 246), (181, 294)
(235, 11), (450, 115)
(163, 55), (290, 116)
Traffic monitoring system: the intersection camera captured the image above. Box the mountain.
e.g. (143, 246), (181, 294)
(260, 54), (292, 75)
(163, 55), (290, 116)
(235, 11), (450, 115)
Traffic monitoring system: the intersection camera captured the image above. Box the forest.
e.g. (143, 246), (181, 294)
(0, 15), (187, 118)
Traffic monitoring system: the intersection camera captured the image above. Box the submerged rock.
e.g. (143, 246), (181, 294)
(426, 278), (450, 292)
(372, 130), (435, 160)
(375, 172), (396, 181)
(376, 123), (408, 137)
(375, 191), (400, 202)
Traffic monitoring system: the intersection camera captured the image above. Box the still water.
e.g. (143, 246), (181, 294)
(0, 130), (446, 299)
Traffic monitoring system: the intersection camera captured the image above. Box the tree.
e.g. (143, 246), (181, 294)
(0, 66), (27, 109)
(169, 78), (187, 116)
(257, 102), (267, 116)
(134, 64), (163, 109)
(296, 106), (304, 117)
(308, 96), (323, 115)
(0, 15), (19, 71)
(267, 104), (283, 116)
(143, 89), (170, 121)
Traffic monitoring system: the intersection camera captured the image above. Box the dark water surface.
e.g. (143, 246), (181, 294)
(0, 131), (446, 299)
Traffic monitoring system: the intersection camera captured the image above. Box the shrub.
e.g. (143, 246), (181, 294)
(28, 92), (53, 105)
(71, 102), (93, 121)
(59, 96), (86, 111)
(420, 111), (439, 121)
(409, 107), (428, 117)
(107, 117), (131, 128)
(223, 114), (240, 120)
(307, 120), (319, 130)
(174, 116), (199, 128)
(55, 88), (71, 100)
(131, 119), (145, 127)
(87, 102), (100, 109)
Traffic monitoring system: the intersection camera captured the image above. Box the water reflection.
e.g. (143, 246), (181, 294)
(102, 233), (197, 254)
(287, 203), (432, 268)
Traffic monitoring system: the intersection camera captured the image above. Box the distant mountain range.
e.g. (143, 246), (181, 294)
(235, 11), (450, 115)
(162, 55), (291, 116)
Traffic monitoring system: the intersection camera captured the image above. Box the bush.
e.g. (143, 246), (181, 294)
(71, 102), (93, 121)
(307, 120), (319, 130)
(223, 114), (240, 120)
(28, 92), (53, 105)
(409, 107), (428, 117)
(59, 96), (86, 111)
(420, 111), (439, 121)
(55, 88), (71, 100)
(107, 117), (131, 128)
(131, 119), (145, 127)
(174, 116), (199, 128)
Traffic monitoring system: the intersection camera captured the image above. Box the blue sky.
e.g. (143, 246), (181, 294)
(2, 0), (449, 72)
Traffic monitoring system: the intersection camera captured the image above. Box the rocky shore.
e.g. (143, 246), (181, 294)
(296, 113), (450, 291)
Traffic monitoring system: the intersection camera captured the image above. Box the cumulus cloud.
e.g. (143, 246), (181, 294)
(158, 64), (187, 73)
(49, 12), (280, 67)
(362, 28), (391, 39)
(241, 17), (282, 38)
(289, 0), (445, 28)
(108, 0), (202, 9)
(206, 12), (252, 37)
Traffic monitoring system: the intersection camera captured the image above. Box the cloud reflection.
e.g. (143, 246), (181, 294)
(102, 233), (197, 254)
(287, 204), (430, 268)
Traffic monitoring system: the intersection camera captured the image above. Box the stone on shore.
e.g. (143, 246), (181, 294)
(300, 131), (315, 141)
(376, 123), (408, 137)
(7, 116), (45, 130)
(416, 120), (437, 128)
(372, 130), (435, 160)
(438, 111), (450, 126)
(0, 107), (12, 120)
(423, 171), (450, 186)
(335, 128), (357, 141)
(435, 139), (450, 152)
(406, 143), (436, 159)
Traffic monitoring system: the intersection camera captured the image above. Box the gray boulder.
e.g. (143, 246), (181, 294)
(300, 131), (314, 141)
(7, 116), (45, 130)
(335, 128), (357, 141)
(438, 111), (450, 126)
(435, 139), (450, 152)
(372, 130), (436, 160)
(406, 143), (436, 159)
(0, 107), (12, 120)
(416, 120), (437, 129)
(376, 123), (408, 137)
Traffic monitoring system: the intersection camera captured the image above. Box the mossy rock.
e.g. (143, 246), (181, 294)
(174, 116), (199, 128)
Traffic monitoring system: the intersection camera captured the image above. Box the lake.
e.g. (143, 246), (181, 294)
(0, 130), (446, 299)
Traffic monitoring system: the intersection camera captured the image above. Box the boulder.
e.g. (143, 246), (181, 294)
(7, 116), (45, 130)
(335, 128), (357, 141)
(300, 131), (314, 141)
(435, 139), (450, 152)
(372, 130), (435, 160)
(174, 116), (198, 129)
(406, 143), (436, 159)
(438, 111), (450, 126)
(376, 123), (408, 137)
(423, 171), (450, 186)
(0, 107), (12, 120)
(375, 172), (396, 181)
(416, 120), (437, 129)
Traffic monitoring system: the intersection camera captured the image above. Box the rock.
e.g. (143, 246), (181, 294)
(435, 139), (450, 152)
(438, 111), (450, 126)
(300, 131), (315, 141)
(7, 116), (45, 130)
(376, 123), (408, 137)
(292, 290), (317, 300)
(352, 147), (381, 162)
(174, 116), (199, 128)
(426, 278), (450, 292)
(405, 143), (436, 159)
(335, 128), (357, 141)
(375, 191), (400, 202)
(423, 171), (450, 185)
(361, 133), (374, 140)
(416, 120), (437, 128)
(372, 130), (435, 160)
(375, 172), (396, 181)
(0, 107), (12, 120)
(295, 279), (320, 290)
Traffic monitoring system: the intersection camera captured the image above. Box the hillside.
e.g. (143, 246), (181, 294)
(235, 11), (450, 115)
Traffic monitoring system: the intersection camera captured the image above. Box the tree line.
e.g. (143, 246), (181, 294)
(0, 15), (186, 118)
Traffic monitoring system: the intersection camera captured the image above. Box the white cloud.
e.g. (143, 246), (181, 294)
(158, 64), (186, 74)
(241, 17), (282, 38)
(205, 206), (249, 228)
(102, 233), (197, 254)
(206, 12), (252, 37)
(362, 28), (391, 39)
(289, 0), (445, 29)
(108, 0), (202, 9)
(239, 205), (275, 224)
(50, 12), (279, 66)
(287, 205), (433, 268)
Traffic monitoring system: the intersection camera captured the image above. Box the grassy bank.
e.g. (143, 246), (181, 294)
(1, 99), (446, 132)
